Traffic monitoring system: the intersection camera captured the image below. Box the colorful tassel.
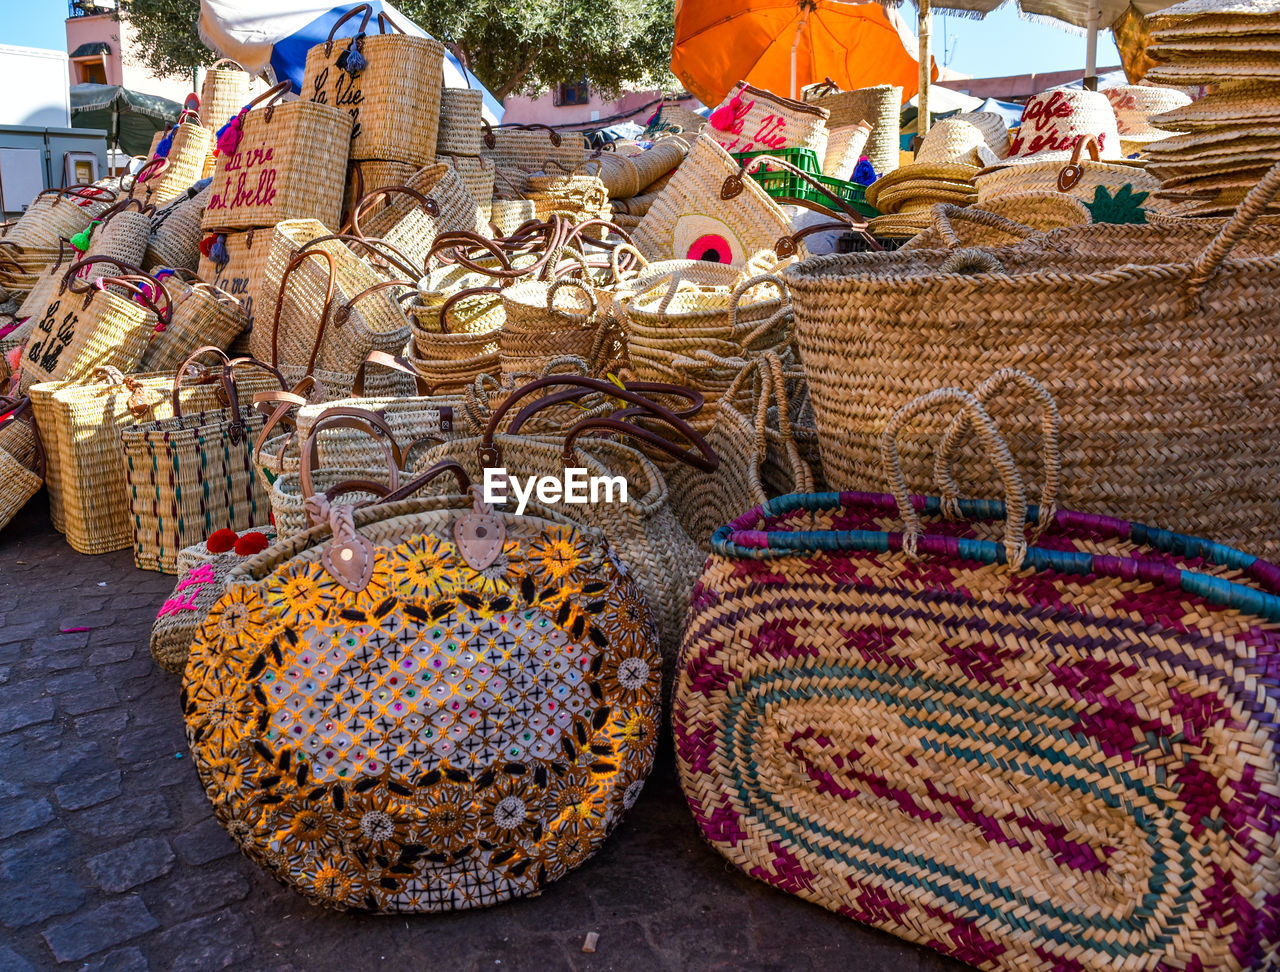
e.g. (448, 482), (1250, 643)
(216, 109), (247, 157)
(209, 234), (229, 268)
(337, 34), (367, 76)
(70, 221), (98, 253)
(708, 96), (742, 133)
(154, 128), (175, 158)
(852, 156), (877, 186)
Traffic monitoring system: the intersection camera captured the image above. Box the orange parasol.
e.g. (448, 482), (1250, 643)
(671, 0), (933, 109)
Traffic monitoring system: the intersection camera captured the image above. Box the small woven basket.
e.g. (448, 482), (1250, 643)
(436, 87), (484, 155)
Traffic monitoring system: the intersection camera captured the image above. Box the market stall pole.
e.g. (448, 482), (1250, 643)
(919, 0), (932, 135)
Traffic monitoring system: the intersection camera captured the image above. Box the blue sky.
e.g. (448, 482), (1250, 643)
(8, 2), (1119, 82)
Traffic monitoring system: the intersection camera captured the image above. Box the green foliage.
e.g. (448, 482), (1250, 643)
(399, 0), (676, 100)
(123, 0), (213, 80)
(1085, 184), (1150, 225)
(123, 0), (677, 102)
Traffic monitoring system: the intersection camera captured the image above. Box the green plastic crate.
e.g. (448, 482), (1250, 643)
(731, 147), (822, 176)
(748, 168), (879, 220)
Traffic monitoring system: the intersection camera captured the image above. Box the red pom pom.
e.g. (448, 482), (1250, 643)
(206, 528), (238, 553)
(233, 531), (270, 556)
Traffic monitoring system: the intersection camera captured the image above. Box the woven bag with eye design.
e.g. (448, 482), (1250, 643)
(183, 465), (662, 913)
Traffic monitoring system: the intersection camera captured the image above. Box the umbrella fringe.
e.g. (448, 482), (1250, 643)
(1018, 8), (1090, 33)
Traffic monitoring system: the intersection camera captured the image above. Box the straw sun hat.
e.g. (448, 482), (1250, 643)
(865, 112), (1008, 215)
(1103, 84), (1192, 153)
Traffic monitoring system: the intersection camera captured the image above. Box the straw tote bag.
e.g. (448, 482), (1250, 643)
(785, 160), (1280, 558)
(254, 223), (411, 396)
(121, 349), (286, 572)
(302, 3), (445, 165)
(152, 109), (216, 201)
(676, 379), (1280, 972)
(197, 226), (272, 335)
(348, 169), (483, 272)
(141, 269), (248, 373)
(203, 81), (354, 231)
(201, 58), (252, 129)
(802, 80), (902, 176)
(974, 136), (1161, 209)
(632, 136), (799, 266)
(437, 87), (484, 155)
(18, 256), (167, 394)
(29, 364), (280, 554)
(341, 159), (417, 226)
(706, 82), (830, 158)
(0, 398), (45, 532)
(497, 279), (621, 378)
(480, 122), (589, 196)
(6, 185), (117, 249)
(413, 375), (715, 676)
(14, 239), (79, 325)
(146, 182), (211, 272)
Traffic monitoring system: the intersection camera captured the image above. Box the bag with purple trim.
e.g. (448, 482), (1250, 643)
(675, 371), (1280, 972)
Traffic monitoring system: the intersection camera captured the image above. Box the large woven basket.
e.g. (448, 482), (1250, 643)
(254, 220), (411, 385)
(437, 88), (484, 155)
(6, 186), (116, 249)
(707, 82), (830, 158)
(480, 123), (588, 179)
(632, 135), (798, 265)
(784, 161), (1280, 557)
(302, 5), (444, 165)
(18, 257), (161, 394)
(200, 59), (252, 129)
(203, 82), (353, 231)
(141, 270), (248, 373)
(341, 159), (417, 226)
(82, 201), (153, 289)
(802, 81), (902, 176)
(29, 366), (278, 554)
(146, 183), (211, 272)
(676, 383), (1280, 971)
(148, 113), (215, 204)
(0, 398), (44, 532)
(196, 226), (273, 338)
(351, 165), (484, 271)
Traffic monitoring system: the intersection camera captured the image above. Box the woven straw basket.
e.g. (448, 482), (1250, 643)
(342, 159), (417, 225)
(254, 220), (411, 388)
(302, 5), (444, 165)
(498, 279), (620, 377)
(437, 87), (484, 154)
(203, 82), (353, 231)
(480, 123), (589, 178)
(803, 81), (902, 176)
(6, 186), (116, 249)
(28, 366), (278, 554)
(632, 135), (798, 265)
(197, 226), (273, 336)
(150, 113), (215, 204)
(436, 153), (495, 220)
(18, 257), (162, 394)
(82, 201), (153, 288)
(200, 59), (252, 129)
(677, 380), (1280, 971)
(785, 161), (1280, 557)
(351, 165), (484, 271)
(0, 398), (44, 532)
(146, 184), (211, 272)
(579, 140), (688, 199)
(707, 82), (830, 158)
(141, 271), (248, 373)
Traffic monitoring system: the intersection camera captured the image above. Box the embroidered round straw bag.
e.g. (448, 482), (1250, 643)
(183, 475), (661, 912)
(676, 379), (1280, 971)
(302, 4), (445, 166)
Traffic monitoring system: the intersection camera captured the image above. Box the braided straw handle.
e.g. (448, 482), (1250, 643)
(934, 369), (1060, 535)
(1188, 157), (1280, 293)
(880, 388), (1030, 570)
(929, 203), (1039, 251)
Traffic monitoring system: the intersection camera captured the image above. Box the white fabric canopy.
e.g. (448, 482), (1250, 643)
(198, 0), (503, 122)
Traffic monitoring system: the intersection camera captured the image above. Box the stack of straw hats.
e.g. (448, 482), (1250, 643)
(1143, 0), (1280, 215)
(1103, 83), (1193, 156)
(973, 87), (1161, 213)
(864, 112), (1009, 238)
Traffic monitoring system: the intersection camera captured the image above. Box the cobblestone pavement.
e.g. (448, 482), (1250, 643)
(1, 496), (972, 972)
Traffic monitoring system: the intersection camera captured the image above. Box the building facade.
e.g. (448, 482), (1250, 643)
(66, 0), (192, 104)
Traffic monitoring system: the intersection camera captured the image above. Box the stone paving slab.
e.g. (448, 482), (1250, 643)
(0, 496), (972, 971)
